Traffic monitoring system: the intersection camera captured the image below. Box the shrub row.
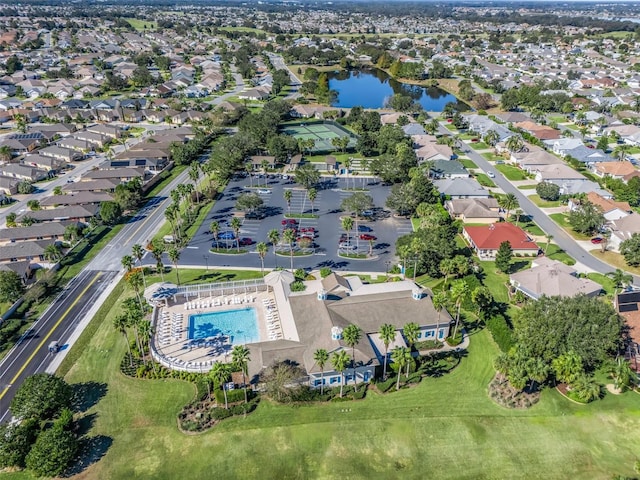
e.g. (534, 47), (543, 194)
(486, 314), (515, 352)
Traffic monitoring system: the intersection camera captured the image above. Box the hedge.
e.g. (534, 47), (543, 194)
(486, 314), (514, 352)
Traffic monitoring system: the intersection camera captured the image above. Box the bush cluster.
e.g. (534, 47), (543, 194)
(486, 314), (515, 352)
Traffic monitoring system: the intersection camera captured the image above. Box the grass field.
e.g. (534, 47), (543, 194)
(459, 158), (477, 169)
(475, 173), (496, 188)
(548, 213), (591, 240)
(124, 18), (157, 31)
(518, 184), (538, 190)
(495, 164), (528, 181)
(48, 292), (640, 480)
(545, 243), (576, 265)
(589, 249), (640, 276)
(528, 194), (563, 208)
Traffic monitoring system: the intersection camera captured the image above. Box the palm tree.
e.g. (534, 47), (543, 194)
(189, 162), (201, 203)
(341, 216), (354, 244)
(431, 291), (447, 342)
(607, 268), (633, 296)
(256, 242), (268, 276)
(167, 248), (181, 285)
(379, 323), (396, 379)
(613, 143), (632, 162)
(483, 129), (500, 147)
(544, 234), (553, 255)
(268, 228), (280, 268)
(439, 258), (456, 286)
(0, 145), (12, 162)
(210, 362), (232, 409)
(231, 345), (251, 404)
(282, 228), (296, 271)
(307, 188), (317, 216)
(425, 118), (440, 134)
(402, 322), (419, 376)
(230, 217), (242, 252)
(113, 314), (133, 366)
(43, 244), (63, 263)
(609, 357), (634, 391)
(313, 349), (329, 395)
(343, 324), (363, 388)
(210, 221), (220, 250)
(284, 189), (292, 215)
(450, 280), (469, 340)
(391, 346), (411, 391)
(132, 243), (146, 288)
(506, 135), (524, 153)
(499, 193), (519, 221)
(331, 350), (350, 398)
(552, 350), (583, 385)
(121, 255), (134, 273)
(150, 240), (165, 281)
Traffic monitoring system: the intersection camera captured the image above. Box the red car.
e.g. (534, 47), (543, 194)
(281, 219), (298, 226)
(239, 237), (253, 246)
(296, 235), (313, 243)
(590, 237), (603, 244)
(300, 227), (316, 234)
(359, 234), (377, 241)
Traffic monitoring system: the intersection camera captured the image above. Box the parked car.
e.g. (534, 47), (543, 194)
(358, 225), (373, 232)
(239, 237), (253, 246)
(297, 235), (313, 243)
(218, 231), (235, 240)
(245, 210), (265, 220)
(361, 210), (374, 217)
(257, 189), (271, 194)
(339, 242), (357, 250)
(487, 171), (495, 178)
(590, 237), (603, 244)
(359, 234), (377, 241)
(495, 160), (505, 164)
(300, 227), (316, 234)
(281, 219), (298, 226)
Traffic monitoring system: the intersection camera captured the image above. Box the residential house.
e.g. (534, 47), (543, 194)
(82, 168), (145, 183)
(514, 121), (561, 140)
(0, 222), (71, 246)
(434, 177), (490, 199)
(532, 163), (586, 183)
(429, 160), (468, 179)
(39, 145), (82, 162)
(607, 214), (640, 250)
(509, 257), (601, 300)
(16, 205), (99, 224)
(593, 161), (639, 181)
(415, 143), (453, 163)
(445, 198), (501, 224)
(0, 261), (32, 284)
(615, 290), (640, 345)
(250, 155), (277, 170)
(22, 154), (67, 174)
(569, 192), (631, 221)
(40, 191), (113, 209)
(62, 179), (119, 194)
(0, 164), (48, 182)
(0, 240), (51, 266)
(463, 222), (539, 259)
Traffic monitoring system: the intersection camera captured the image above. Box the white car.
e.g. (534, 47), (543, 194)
(257, 189), (271, 194)
(487, 171), (495, 178)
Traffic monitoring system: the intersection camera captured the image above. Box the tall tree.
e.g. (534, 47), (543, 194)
(379, 323), (397, 379)
(495, 241), (513, 274)
(230, 217), (242, 252)
(499, 193), (519, 221)
(341, 216), (354, 245)
(402, 322), (419, 375)
(132, 243), (147, 288)
(606, 268), (633, 295)
(231, 345), (251, 404)
(210, 221), (220, 250)
(256, 241), (268, 276)
(331, 350), (350, 398)
(391, 346), (411, 391)
(268, 228), (280, 268)
(431, 291), (447, 341)
(283, 189), (292, 215)
(113, 313), (133, 366)
(210, 362), (232, 409)
(307, 187), (318, 216)
(121, 255), (134, 273)
(313, 348), (329, 395)
(282, 228), (296, 271)
(167, 248), (181, 285)
(342, 324), (363, 388)
(450, 280), (469, 340)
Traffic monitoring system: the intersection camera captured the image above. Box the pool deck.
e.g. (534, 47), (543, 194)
(153, 291), (283, 370)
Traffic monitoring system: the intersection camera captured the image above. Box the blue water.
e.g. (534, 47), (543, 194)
(188, 308), (259, 344)
(328, 69), (460, 111)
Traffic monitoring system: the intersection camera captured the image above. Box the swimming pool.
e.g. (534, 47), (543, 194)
(188, 308), (259, 344)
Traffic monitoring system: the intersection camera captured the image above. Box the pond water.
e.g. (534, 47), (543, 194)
(328, 68), (461, 111)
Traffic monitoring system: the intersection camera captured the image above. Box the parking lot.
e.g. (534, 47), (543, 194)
(178, 174), (413, 273)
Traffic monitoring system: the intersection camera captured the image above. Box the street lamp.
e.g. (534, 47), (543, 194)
(384, 260), (391, 276)
(203, 255), (209, 271)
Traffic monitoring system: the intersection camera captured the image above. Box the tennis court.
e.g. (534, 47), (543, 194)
(281, 121), (358, 153)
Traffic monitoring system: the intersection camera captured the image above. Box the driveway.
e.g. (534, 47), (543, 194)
(179, 174), (403, 273)
(439, 121), (639, 284)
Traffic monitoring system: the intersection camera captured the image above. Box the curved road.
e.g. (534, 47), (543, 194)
(448, 127), (640, 285)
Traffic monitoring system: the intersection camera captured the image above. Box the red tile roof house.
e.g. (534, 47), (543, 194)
(463, 223), (539, 260)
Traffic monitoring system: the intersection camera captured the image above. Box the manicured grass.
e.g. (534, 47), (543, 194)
(469, 141), (490, 150)
(518, 184), (538, 190)
(147, 268), (264, 287)
(496, 164), (528, 181)
(475, 173), (496, 188)
(548, 213), (592, 240)
(589, 249), (640, 275)
(459, 158), (477, 169)
(519, 221), (545, 236)
(124, 18), (157, 30)
(545, 243), (576, 265)
(586, 272), (617, 297)
(528, 194), (563, 208)
(479, 258), (531, 304)
(52, 271), (640, 479)
(547, 115), (566, 124)
(284, 213), (319, 219)
(482, 152), (503, 161)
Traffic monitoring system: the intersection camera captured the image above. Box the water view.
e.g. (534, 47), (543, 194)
(328, 68), (460, 111)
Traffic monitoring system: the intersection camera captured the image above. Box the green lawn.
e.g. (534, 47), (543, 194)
(469, 141), (490, 150)
(528, 194), (563, 208)
(545, 243), (576, 265)
(520, 221), (545, 236)
(586, 272), (617, 297)
(124, 18), (157, 30)
(55, 295), (640, 479)
(495, 164), (528, 181)
(547, 115), (566, 124)
(459, 158), (477, 169)
(475, 173), (496, 188)
(481, 152), (503, 162)
(548, 213), (592, 240)
(518, 184), (538, 190)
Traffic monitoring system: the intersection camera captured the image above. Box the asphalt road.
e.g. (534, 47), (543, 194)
(0, 269), (116, 423)
(176, 174), (410, 273)
(447, 126), (640, 284)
